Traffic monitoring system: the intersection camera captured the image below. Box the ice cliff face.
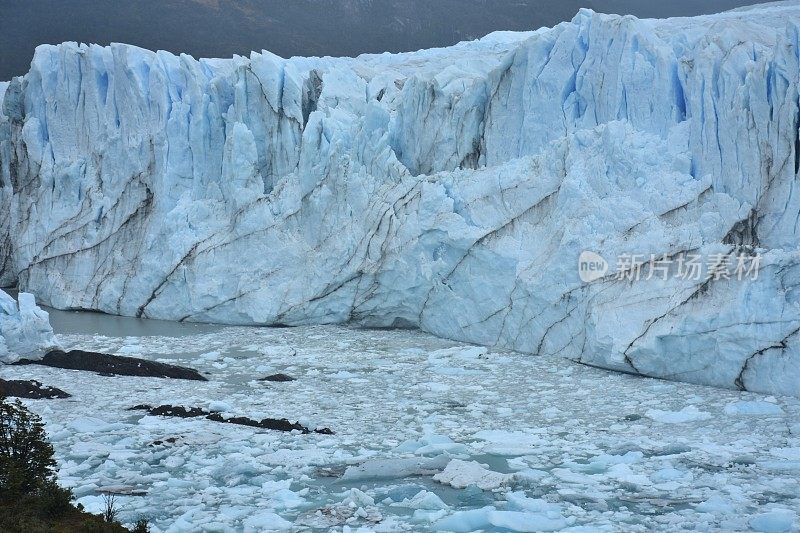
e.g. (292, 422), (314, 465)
(2, 4), (800, 395)
(0, 290), (58, 363)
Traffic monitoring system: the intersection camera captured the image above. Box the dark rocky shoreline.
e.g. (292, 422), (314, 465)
(0, 378), (71, 399)
(14, 349), (207, 381)
(130, 404), (334, 435)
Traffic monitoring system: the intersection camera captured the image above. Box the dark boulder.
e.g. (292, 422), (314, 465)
(0, 378), (71, 399)
(259, 373), (295, 382)
(129, 404), (332, 434)
(15, 350), (207, 381)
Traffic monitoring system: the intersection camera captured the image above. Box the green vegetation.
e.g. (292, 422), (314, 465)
(0, 396), (143, 532)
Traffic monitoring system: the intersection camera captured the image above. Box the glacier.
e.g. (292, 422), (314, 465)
(0, 289), (58, 363)
(1, 3), (800, 396)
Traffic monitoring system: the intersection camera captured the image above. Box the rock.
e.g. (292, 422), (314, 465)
(15, 350), (207, 381)
(133, 405), (207, 418)
(0, 378), (71, 399)
(97, 485), (148, 496)
(129, 404), (333, 434)
(149, 436), (180, 447)
(259, 373), (295, 382)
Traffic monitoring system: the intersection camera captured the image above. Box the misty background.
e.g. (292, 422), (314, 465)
(1, 0), (760, 81)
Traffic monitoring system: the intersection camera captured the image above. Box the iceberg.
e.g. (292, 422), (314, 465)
(1, 4), (800, 395)
(0, 290), (58, 363)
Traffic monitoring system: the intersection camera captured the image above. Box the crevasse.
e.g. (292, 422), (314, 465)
(2, 5), (800, 396)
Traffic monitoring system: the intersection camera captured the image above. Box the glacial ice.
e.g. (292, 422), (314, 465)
(750, 509), (797, 533)
(433, 506), (569, 533)
(724, 399), (785, 415)
(2, 4), (800, 395)
(3, 321), (798, 530)
(645, 405), (712, 424)
(433, 459), (513, 490)
(0, 289), (58, 363)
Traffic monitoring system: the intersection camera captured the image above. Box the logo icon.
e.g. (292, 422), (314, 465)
(578, 251), (608, 283)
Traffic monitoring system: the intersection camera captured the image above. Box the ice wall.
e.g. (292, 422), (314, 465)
(2, 4), (800, 395)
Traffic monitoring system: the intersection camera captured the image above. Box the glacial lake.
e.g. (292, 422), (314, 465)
(4, 306), (799, 531)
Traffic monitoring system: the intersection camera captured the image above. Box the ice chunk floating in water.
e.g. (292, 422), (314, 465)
(0, 289), (58, 363)
(3, 4), (800, 395)
(3, 322), (798, 531)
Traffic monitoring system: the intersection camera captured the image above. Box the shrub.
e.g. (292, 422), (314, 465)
(132, 518), (151, 533)
(103, 494), (117, 522)
(0, 396), (133, 532)
(34, 482), (74, 518)
(0, 396), (59, 497)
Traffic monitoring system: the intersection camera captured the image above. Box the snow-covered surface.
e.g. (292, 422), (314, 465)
(4, 321), (799, 531)
(0, 289), (58, 363)
(433, 459), (513, 490)
(3, 5), (800, 395)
